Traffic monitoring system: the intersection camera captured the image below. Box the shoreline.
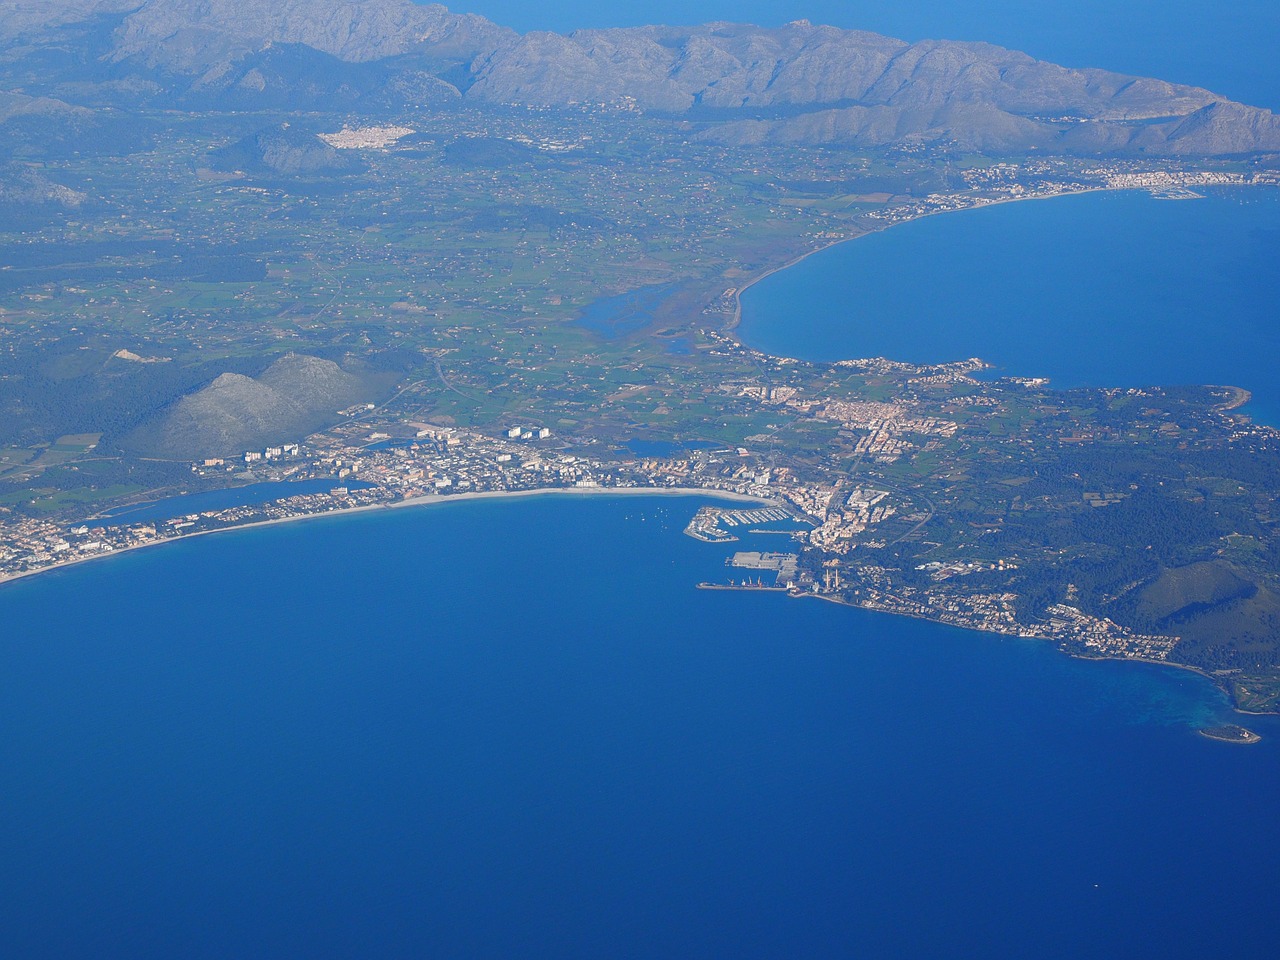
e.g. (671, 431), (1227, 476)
(725, 182), (1274, 426)
(1198, 725), (1263, 744)
(726, 185), (1115, 332)
(1212, 384), (1253, 412)
(391, 485), (774, 511)
(788, 587), (1278, 718)
(7, 479), (1275, 719)
(7, 184), (1278, 724)
(0, 485), (775, 592)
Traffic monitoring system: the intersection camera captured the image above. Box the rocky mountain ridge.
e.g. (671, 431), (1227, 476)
(1, 0), (1278, 155)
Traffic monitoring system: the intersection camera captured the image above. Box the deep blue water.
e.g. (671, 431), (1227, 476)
(2, 8), (1277, 955)
(2, 496), (1277, 959)
(441, 0), (1280, 110)
(741, 188), (1280, 424)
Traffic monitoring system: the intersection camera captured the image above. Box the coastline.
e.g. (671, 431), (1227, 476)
(7, 476), (1274, 720)
(727, 185), (1114, 332)
(0, 485), (775, 592)
(391, 485), (774, 511)
(727, 181), (1274, 432)
(788, 587), (1278, 719)
(1212, 384), (1253, 412)
(7, 184), (1279, 723)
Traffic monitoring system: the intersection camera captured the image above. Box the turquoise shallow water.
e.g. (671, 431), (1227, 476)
(740, 189), (1280, 424)
(1, 496), (1277, 958)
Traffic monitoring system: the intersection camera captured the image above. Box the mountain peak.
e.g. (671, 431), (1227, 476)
(3, 1), (1278, 157)
(100, 0), (515, 71)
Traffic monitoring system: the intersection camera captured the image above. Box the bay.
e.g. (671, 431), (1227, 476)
(1, 496), (1277, 958)
(7, 6), (1280, 954)
(739, 188), (1280, 424)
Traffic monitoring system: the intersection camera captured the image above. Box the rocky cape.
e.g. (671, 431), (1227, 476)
(2, 0), (1279, 156)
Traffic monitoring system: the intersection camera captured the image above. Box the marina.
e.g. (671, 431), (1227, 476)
(683, 505), (803, 543)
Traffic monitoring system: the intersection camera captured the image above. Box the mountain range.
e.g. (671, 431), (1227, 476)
(1, 0), (1278, 154)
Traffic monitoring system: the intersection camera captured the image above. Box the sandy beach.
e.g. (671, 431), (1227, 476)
(0, 486), (776, 591)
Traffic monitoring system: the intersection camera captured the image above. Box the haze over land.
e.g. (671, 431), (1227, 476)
(3, 0), (1280, 154)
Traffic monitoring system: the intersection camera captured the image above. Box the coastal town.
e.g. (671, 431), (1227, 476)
(2, 97), (1278, 716)
(858, 166), (1280, 231)
(7, 8), (1280, 957)
(0, 324), (1253, 697)
(0, 411), (1189, 668)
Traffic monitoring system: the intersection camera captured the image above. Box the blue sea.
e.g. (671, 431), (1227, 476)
(741, 188), (1280, 424)
(2, 496), (1277, 959)
(3, 5), (1280, 957)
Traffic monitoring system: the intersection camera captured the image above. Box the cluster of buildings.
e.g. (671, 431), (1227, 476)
(505, 425), (553, 441)
(834, 563), (1028, 636)
(0, 518), (122, 572)
(0, 486), (396, 585)
(1094, 169), (1254, 192)
(807, 485), (900, 554)
(737, 385), (800, 405)
(919, 591), (1026, 634)
(318, 125), (416, 150)
(860, 163), (1273, 234)
(849, 417), (958, 465)
(1, 331), (1202, 669)
(779, 483), (836, 522)
(850, 422), (918, 463)
(917, 558), (1020, 582)
(1045, 604), (1178, 661)
(804, 399), (959, 463)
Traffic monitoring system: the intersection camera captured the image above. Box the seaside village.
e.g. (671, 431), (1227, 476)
(0, 376), (1180, 666)
(862, 167), (1276, 229)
